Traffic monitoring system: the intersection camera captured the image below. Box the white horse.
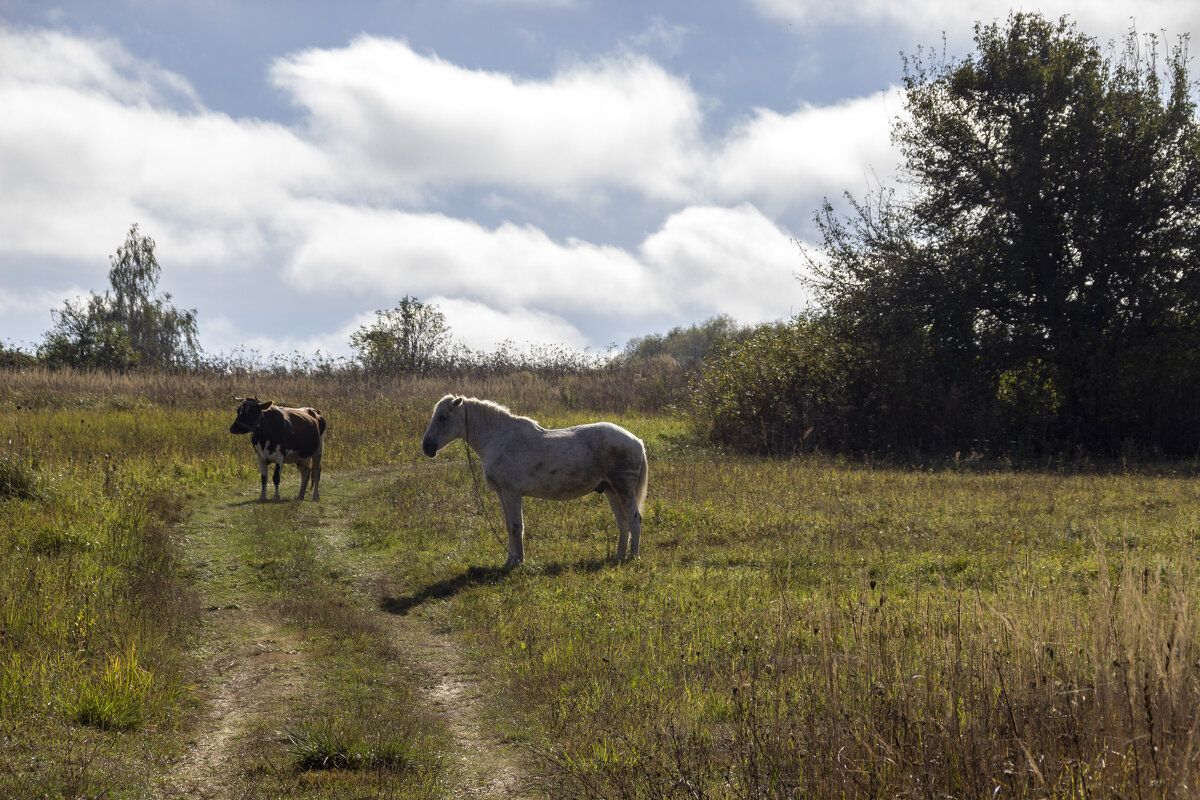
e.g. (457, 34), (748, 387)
(421, 395), (648, 568)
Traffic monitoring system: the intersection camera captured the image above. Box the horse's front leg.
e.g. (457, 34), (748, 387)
(496, 490), (525, 568)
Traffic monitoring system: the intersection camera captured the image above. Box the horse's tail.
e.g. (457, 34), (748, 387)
(634, 442), (649, 514)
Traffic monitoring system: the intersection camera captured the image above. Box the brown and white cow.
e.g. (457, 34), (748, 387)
(229, 396), (326, 501)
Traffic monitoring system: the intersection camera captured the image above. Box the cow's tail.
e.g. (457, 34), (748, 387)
(313, 409), (327, 436)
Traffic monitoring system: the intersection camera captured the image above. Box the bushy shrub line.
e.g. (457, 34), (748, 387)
(688, 314), (1200, 459)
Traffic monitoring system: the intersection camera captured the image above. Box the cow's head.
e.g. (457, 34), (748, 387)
(230, 396), (273, 434)
(422, 395), (465, 457)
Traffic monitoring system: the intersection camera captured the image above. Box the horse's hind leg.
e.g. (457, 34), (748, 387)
(497, 490), (525, 568)
(628, 500), (642, 558)
(604, 489), (631, 559)
(613, 477), (643, 559)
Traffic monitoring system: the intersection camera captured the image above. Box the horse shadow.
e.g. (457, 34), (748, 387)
(380, 556), (615, 616)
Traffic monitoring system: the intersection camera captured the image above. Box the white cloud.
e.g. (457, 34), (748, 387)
(640, 204), (810, 320)
(0, 28), (332, 265)
(210, 299), (588, 362)
(0, 23), (871, 353)
(710, 88), (903, 212)
(283, 201), (806, 330)
(269, 36), (704, 200)
(0, 283), (97, 350)
(207, 312), (363, 361)
(627, 17), (692, 58)
(282, 201), (660, 314)
(0, 26), (199, 107)
(0, 283), (90, 321)
(431, 297), (589, 352)
(751, 0), (1200, 45)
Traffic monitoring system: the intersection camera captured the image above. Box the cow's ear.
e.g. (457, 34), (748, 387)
(258, 400), (274, 410)
(451, 396), (464, 409)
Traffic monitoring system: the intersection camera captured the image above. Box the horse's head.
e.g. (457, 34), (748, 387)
(422, 394), (465, 457)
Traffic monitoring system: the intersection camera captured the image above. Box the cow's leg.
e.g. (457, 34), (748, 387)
(272, 462), (282, 501)
(604, 488), (631, 560)
(310, 452), (322, 501)
(296, 458), (311, 500)
(257, 456), (269, 501)
(496, 490), (525, 568)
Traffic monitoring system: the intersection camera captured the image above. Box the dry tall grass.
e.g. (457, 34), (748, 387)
(0, 360), (689, 414)
(523, 546), (1200, 799)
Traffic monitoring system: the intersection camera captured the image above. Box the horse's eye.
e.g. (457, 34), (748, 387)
(438, 415), (447, 422)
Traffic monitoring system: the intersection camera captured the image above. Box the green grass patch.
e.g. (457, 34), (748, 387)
(285, 713), (419, 772)
(361, 438), (1200, 798)
(0, 452), (39, 499)
(6, 369), (1200, 798)
(60, 647), (173, 731)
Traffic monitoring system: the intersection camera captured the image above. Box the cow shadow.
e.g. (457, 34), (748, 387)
(225, 496), (315, 508)
(380, 556), (615, 616)
(225, 497), (264, 508)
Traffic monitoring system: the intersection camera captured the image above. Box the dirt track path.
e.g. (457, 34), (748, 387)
(382, 614), (527, 798)
(158, 472), (531, 799)
(157, 614), (307, 799)
(327, 471), (531, 798)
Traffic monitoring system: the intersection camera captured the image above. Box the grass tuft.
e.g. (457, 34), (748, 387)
(0, 453), (39, 499)
(285, 715), (418, 773)
(62, 649), (156, 731)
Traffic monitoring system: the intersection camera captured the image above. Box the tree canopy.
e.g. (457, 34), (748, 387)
(349, 296), (452, 375)
(622, 315), (749, 367)
(700, 14), (1200, 456)
(40, 225), (201, 371)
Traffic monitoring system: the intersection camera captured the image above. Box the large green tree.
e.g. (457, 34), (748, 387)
(349, 296), (452, 374)
(41, 225), (201, 371)
(810, 13), (1200, 454)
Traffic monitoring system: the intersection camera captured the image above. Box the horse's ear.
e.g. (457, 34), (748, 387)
(451, 397), (464, 409)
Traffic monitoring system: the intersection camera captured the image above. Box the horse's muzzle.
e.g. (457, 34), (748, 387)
(421, 436), (437, 457)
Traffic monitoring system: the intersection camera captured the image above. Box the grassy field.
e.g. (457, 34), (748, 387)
(2, 367), (1199, 798)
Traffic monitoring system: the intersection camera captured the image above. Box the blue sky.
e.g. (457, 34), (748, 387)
(2, 0), (1196, 359)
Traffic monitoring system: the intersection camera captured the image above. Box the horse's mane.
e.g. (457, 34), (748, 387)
(462, 396), (538, 426)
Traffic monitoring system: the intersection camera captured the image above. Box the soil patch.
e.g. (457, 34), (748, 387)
(157, 611), (308, 799)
